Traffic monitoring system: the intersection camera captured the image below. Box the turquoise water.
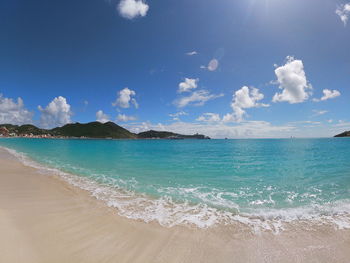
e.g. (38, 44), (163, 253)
(1, 138), (350, 229)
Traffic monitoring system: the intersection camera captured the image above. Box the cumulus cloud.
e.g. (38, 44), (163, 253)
(96, 110), (110, 123)
(117, 114), (137, 122)
(201, 59), (219, 71)
(125, 120), (295, 139)
(223, 86), (269, 123)
(186, 51), (198, 56)
(126, 121), (153, 133)
(118, 0), (149, 19)
(169, 111), (188, 121)
(178, 78), (198, 93)
(125, 118), (347, 139)
(174, 90), (224, 108)
(112, 88), (138, 109)
(38, 96), (72, 128)
(0, 94), (33, 125)
(272, 56), (312, 104)
(175, 77), (223, 107)
(336, 3), (350, 26)
(313, 89), (341, 102)
(196, 113), (221, 122)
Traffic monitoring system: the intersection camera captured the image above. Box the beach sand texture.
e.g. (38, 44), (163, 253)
(0, 148), (349, 263)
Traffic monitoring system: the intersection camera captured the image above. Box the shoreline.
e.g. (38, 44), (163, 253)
(3, 136), (349, 140)
(2, 144), (350, 232)
(1, 148), (350, 262)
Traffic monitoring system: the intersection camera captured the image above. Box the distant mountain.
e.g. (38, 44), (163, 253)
(0, 122), (135, 139)
(137, 130), (210, 139)
(334, 131), (350, 137)
(0, 124), (49, 135)
(51, 121), (136, 139)
(0, 122), (210, 139)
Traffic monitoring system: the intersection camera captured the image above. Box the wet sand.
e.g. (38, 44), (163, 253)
(0, 148), (349, 263)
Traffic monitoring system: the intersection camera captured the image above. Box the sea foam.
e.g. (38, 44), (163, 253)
(2, 146), (350, 234)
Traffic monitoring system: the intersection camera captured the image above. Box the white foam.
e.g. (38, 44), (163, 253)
(2, 146), (350, 234)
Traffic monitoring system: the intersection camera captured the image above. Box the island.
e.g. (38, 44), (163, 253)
(138, 130), (210, 139)
(0, 122), (210, 140)
(334, 131), (350, 137)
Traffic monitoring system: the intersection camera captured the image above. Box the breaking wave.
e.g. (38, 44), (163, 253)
(2, 146), (350, 234)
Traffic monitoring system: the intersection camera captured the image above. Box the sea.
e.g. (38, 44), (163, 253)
(1, 137), (349, 233)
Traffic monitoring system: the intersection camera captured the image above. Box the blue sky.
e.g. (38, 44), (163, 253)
(0, 0), (349, 138)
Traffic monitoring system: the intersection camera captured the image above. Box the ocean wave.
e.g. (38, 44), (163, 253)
(2, 146), (350, 234)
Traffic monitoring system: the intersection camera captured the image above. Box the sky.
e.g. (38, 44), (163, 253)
(0, 0), (349, 138)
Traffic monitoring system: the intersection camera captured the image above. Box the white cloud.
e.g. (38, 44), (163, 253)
(118, 0), (149, 19)
(125, 120), (295, 139)
(223, 86), (269, 123)
(186, 51), (198, 56)
(312, 110), (328, 117)
(208, 59), (219, 71)
(289, 120), (322, 125)
(127, 121), (152, 133)
(126, 118), (345, 138)
(169, 111), (188, 121)
(178, 78), (198, 93)
(0, 94), (33, 125)
(336, 3), (350, 26)
(272, 56), (312, 104)
(117, 114), (137, 122)
(313, 89), (341, 102)
(174, 90), (224, 108)
(287, 120), (323, 129)
(196, 113), (221, 122)
(38, 96), (72, 128)
(329, 120), (350, 135)
(201, 59), (219, 71)
(96, 110), (110, 123)
(333, 120), (350, 128)
(112, 88), (138, 109)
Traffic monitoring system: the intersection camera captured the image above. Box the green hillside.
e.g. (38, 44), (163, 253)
(51, 122), (136, 139)
(334, 131), (350, 137)
(0, 122), (209, 139)
(0, 124), (49, 135)
(137, 130), (210, 139)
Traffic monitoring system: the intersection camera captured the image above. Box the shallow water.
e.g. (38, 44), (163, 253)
(1, 138), (349, 231)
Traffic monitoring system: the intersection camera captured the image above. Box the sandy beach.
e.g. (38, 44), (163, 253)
(0, 147), (349, 263)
